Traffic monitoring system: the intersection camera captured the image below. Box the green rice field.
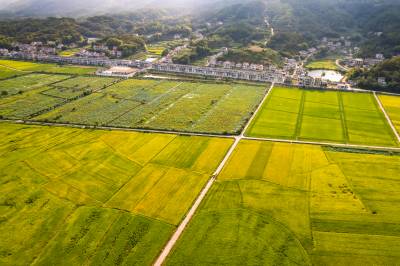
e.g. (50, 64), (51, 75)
(0, 73), (70, 97)
(246, 86), (398, 147)
(306, 59), (339, 71)
(36, 79), (267, 134)
(0, 75), (117, 119)
(167, 140), (400, 265)
(0, 123), (233, 265)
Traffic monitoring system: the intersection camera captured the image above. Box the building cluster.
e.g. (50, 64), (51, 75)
(92, 44), (122, 58)
(340, 54), (385, 69)
(2, 51), (351, 89)
(97, 66), (141, 78)
(152, 63), (286, 83)
(210, 61), (267, 72)
(297, 36), (356, 62)
(75, 49), (107, 58)
(9, 42), (57, 56)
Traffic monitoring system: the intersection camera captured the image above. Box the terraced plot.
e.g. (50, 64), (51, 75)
(0, 123), (233, 265)
(0, 59), (97, 75)
(379, 94), (400, 134)
(167, 140), (400, 265)
(246, 86), (398, 147)
(37, 79), (266, 134)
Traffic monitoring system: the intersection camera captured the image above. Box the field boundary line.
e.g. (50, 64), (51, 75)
(338, 91), (349, 143)
(242, 83), (274, 136)
(374, 92), (400, 143)
(294, 90), (306, 140)
(243, 136), (400, 151)
(0, 119), (236, 139)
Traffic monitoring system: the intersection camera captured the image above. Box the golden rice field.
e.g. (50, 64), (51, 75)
(379, 94), (400, 135)
(0, 123), (233, 265)
(0, 59), (97, 75)
(167, 140), (400, 265)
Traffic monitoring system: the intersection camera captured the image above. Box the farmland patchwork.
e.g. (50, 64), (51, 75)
(0, 123), (233, 265)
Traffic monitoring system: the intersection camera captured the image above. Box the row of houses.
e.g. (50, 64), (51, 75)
(341, 55), (385, 68)
(211, 61), (266, 72)
(4, 52), (350, 89)
(152, 63), (286, 83)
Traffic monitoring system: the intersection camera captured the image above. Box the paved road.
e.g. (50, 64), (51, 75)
(153, 136), (241, 266)
(335, 59), (349, 72)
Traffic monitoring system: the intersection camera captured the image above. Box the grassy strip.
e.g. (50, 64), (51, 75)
(294, 90), (306, 139)
(338, 91), (349, 143)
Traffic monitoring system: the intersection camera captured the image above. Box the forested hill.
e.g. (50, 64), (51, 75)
(348, 56), (400, 93)
(264, 0), (400, 57)
(0, 10), (190, 46)
(0, 0), (399, 60)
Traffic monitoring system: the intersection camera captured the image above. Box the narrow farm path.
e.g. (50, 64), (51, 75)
(374, 91), (400, 143)
(153, 83), (275, 266)
(243, 135), (400, 151)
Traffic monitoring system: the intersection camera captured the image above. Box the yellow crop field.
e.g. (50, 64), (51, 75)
(379, 94), (400, 134)
(0, 123), (233, 264)
(168, 140), (400, 265)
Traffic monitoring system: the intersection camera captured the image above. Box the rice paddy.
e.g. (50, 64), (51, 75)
(0, 75), (117, 119)
(167, 140), (400, 265)
(36, 79), (267, 134)
(246, 86), (398, 147)
(0, 123), (233, 265)
(379, 94), (400, 135)
(1, 59), (400, 266)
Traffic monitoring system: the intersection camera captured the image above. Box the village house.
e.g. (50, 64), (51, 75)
(378, 77), (387, 86)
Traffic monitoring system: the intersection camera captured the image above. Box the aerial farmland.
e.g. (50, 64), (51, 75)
(1, 59), (400, 266)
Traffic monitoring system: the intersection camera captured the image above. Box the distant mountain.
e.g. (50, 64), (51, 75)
(0, 0), (240, 17)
